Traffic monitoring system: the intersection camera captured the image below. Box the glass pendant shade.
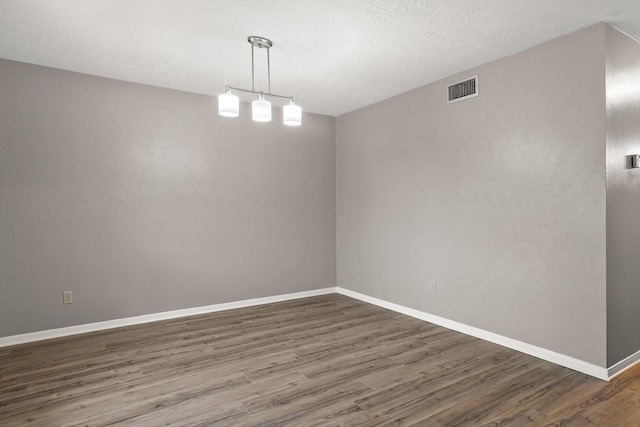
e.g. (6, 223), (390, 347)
(283, 101), (302, 126)
(252, 96), (272, 122)
(218, 91), (239, 117)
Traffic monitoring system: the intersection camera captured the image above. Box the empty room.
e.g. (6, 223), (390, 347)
(2, 1), (640, 425)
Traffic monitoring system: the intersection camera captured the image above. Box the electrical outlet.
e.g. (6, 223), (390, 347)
(429, 280), (437, 292)
(63, 291), (73, 305)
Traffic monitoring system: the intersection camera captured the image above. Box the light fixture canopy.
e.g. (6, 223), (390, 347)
(218, 36), (301, 126)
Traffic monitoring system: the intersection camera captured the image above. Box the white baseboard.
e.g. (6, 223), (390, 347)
(4, 285), (635, 382)
(336, 286), (610, 381)
(608, 349), (640, 379)
(0, 287), (337, 348)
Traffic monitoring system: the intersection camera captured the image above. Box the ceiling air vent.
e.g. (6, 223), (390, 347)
(447, 75), (478, 103)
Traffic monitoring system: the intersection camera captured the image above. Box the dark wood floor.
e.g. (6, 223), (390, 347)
(1, 294), (639, 426)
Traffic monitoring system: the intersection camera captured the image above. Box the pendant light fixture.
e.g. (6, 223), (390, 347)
(218, 36), (301, 126)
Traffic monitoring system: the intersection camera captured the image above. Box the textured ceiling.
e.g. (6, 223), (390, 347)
(1, 0), (640, 116)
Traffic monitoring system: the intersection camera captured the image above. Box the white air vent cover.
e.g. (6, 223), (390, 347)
(448, 75), (478, 103)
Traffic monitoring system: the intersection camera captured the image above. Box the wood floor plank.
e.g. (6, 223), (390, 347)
(351, 351), (545, 426)
(432, 367), (563, 426)
(240, 380), (373, 426)
(2, 294), (640, 426)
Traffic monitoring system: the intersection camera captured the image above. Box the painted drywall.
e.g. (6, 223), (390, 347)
(0, 59), (336, 338)
(336, 25), (608, 366)
(606, 26), (640, 366)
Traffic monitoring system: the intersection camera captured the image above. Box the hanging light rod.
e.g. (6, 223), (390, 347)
(224, 85), (294, 101)
(218, 36), (302, 126)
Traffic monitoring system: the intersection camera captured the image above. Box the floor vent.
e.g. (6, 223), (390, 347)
(448, 75), (478, 103)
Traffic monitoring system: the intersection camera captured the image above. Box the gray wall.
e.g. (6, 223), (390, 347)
(4, 25), (636, 371)
(606, 26), (640, 366)
(0, 59), (336, 337)
(336, 25), (608, 366)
